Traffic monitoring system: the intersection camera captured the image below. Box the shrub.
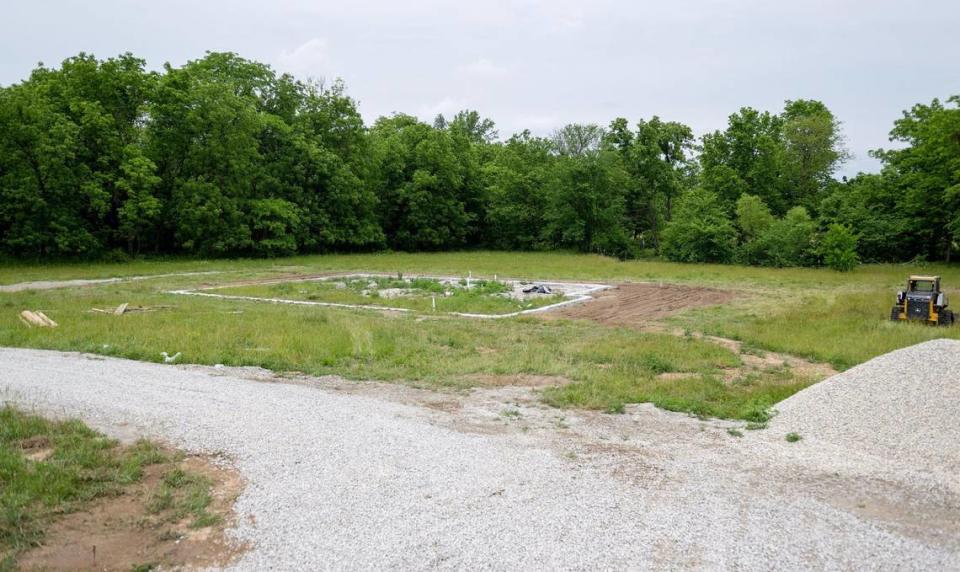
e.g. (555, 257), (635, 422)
(661, 188), (737, 263)
(820, 223), (859, 271)
(735, 194), (775, 241)
(738, 206), (817, 267)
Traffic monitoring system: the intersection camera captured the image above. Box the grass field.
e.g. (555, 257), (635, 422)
(2, 251), (958, 420)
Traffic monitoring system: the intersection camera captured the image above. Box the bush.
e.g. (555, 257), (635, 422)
(738, 206), (816, 267)
(735, 194), (774, 241)
(820, 223), (859, 271)
(661, 188), (737, 263)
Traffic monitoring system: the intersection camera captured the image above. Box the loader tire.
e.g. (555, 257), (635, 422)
(938, 309), (955, 326)
(891, 306), (902, 321)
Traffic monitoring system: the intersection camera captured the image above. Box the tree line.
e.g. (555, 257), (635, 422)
(1, 52), (957, 269)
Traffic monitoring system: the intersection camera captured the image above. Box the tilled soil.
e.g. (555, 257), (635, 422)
(544, 282), (736, 326)
(2, 348), (957, 570)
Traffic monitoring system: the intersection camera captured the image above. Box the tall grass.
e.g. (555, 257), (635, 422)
(678, 290), (960, 369)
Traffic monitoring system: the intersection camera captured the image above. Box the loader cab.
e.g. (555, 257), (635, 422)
(907, 276), (938, 295)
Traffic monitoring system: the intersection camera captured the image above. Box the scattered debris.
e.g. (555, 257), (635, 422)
(523, 284), (553, 295)
(161, 351), (182, 364)
(19, 310), (57, 328)
(88, 304), (174, 315)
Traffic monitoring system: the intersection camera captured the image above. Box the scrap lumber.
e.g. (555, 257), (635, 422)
(88, 303), (173, 315)
(19, 310), (57, 327)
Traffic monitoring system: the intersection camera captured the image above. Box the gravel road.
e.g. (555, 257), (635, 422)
(0, 271), (224, 292)
(2, 347), (958, 570)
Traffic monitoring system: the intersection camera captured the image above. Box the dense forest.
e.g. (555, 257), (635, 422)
(1, 52), (958, 269)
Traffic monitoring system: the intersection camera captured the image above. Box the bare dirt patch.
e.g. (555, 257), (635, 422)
(543, 282), (736, 327)
(17, 450), (245, 572)
(464, 373), (572, 388)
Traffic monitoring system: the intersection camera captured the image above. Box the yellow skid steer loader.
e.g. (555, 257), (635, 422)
(891, 275), (954, 326)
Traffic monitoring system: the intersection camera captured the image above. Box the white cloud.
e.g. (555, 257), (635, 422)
(509, 114), (560, 135)
(551, 6), (584, 30)
(457, 58), (510, 80)
(417, 96), (467, 122)
(276, 38), (332, 79)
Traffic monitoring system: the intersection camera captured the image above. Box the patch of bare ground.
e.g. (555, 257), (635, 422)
(463, 373), (572, 388)
(543, 282), (737, 326)
(17, 449), (245, 572)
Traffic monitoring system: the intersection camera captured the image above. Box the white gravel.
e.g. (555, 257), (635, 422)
(772, 338), (960, 474)
(2, 347), (958, 570)
(0, 271), (225, 292)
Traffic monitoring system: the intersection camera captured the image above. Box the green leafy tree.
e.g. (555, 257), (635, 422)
(0, 53), (156, 256)
(116, 147), (162, 254)
(734, 194), (775, 241)
(874, 95), (960, 261)
(608, 116), (695, 249)
(446, 110), (498, 144)
(546, 152), (633, 257)
(370, 115), (470, 250)
(661, 188), (737, 263)
(483, 131), (557, 249)
(818, 174), (908, 262)
(781, 99), (849, 209)
(820, 224), (859, 271)
(747, 206), (817, 267)
(551, 123), (606, 157)
(147, 53), (270, 254)
(700, 108), (786, 213)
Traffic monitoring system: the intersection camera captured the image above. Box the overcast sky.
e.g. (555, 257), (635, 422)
(3, 0), (958, 175)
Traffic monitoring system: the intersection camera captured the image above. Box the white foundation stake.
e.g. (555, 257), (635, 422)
(432, 296), (436, 311)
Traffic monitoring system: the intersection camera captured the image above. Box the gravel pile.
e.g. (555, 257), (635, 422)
(772, 338), (960, 473)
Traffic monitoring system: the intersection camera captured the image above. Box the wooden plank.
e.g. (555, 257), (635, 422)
(114, 302), (129, 316)
(34, 311), (58, 327)
(20, 310), (57, 327)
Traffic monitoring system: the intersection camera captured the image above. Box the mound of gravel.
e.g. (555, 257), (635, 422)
(772, 338), (960, 473)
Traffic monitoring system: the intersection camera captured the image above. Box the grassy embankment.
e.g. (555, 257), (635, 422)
(1, 252), (958, 419)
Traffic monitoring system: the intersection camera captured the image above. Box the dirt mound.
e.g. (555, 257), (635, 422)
(543, 282), (736, 327)
(771, 339), (960, 473)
